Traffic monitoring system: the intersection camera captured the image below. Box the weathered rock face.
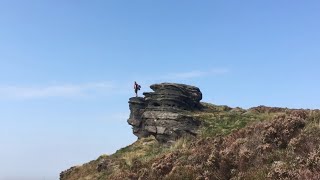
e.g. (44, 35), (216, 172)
(127, 83), (202, 143)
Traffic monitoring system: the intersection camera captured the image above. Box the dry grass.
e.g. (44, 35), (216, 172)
(61, 104), (320, 180)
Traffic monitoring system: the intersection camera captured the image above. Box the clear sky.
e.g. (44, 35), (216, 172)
(0, 0), (319, 179)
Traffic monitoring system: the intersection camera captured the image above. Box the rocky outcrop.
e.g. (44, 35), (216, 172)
(128, 83), (202, 143)
(60, 86), (320, 180)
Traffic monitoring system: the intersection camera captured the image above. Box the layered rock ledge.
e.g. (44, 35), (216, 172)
(127, 83), (202, 143)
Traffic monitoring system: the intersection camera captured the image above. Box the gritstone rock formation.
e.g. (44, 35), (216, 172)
(59, 82), (320, 180)
(127, 83), (202, 143)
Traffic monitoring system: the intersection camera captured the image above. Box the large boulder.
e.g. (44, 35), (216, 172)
(127, 83), (202, 143)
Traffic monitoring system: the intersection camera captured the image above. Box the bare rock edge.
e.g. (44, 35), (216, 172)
(127, 83), (202, 143)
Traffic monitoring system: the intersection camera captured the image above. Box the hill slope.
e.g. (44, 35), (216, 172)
(60, 103), (320, 180)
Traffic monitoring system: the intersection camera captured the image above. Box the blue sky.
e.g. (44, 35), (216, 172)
(0, 0), (319, 179)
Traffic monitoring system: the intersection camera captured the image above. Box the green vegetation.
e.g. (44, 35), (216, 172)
(194, 102), (275, 137)
(61, 103), (320, 180)
(113, 136), (170, 166)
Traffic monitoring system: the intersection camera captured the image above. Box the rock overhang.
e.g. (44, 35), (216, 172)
(127, 83), (202, 143)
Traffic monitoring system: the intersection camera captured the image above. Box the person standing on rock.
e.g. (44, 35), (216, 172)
(134, 81), (141, 97)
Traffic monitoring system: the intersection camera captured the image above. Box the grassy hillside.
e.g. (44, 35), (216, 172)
(61, 103), (320, 180)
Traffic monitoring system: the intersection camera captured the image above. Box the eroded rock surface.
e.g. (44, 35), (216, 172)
(128, 83), (202, 143)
